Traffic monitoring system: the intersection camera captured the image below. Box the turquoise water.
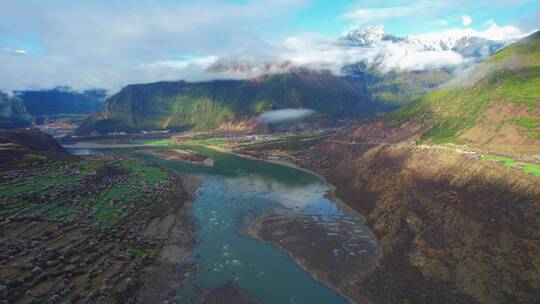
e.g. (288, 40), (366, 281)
(68, 146), (379, 304)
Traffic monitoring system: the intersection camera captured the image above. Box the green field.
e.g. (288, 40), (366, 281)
(0, 157), (171, 225)
(238, 132), (331, 151)
(184, 138), (228, 148)
(134, 138), (173, 146)
(481, 154), (540, 176)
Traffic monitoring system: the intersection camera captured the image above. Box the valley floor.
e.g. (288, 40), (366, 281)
(36, 128), (540, 303)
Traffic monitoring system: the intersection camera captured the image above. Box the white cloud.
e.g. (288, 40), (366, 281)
(375, 44), (467, 72)
(429, 20), (449, 26)
(462, 15), (473, 26)
(0, 48), (27, 54)
(340, 6), (418, 23)
(339, 2), (442, 25)
(0, 0), (532, 94)
(211, 21), (526, 77)
(145, 56), (219, 71)
(407, 23), (525, 43)
(288, 38), (465, 73)
(259, 109), (316, 124)
(0, 0), (305, 93)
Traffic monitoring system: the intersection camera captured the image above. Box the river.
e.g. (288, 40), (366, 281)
(67, 145), (380, 304)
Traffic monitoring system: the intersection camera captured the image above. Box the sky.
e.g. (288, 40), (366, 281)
(0, 0), (539, 93)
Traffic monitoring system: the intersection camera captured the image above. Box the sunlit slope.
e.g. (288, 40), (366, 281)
(76, 70), (395, 135)
(388, 31), (540, 154)
(343, 64), (452, 105)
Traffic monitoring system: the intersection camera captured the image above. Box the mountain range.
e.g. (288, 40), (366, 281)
(0, 89), (105, 128)
(342, 26), (508, 59)
(338, 30), (540, 155)
(75, 28), (526, 136)
(207, 26), (516, 106)
(2, 27), (531, 139)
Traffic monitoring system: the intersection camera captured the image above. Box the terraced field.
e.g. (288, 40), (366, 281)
(0, 151), (196, 303)
(0, 156), (170, 226)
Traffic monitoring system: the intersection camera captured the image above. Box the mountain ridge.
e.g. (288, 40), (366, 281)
(337, 30), (540, 155)
(0, 89), (105, 128)
(342, 25), (513, 59)
(76, 70), (396, 135)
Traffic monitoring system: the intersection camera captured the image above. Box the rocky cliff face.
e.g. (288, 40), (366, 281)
(292, 141), (540, 304)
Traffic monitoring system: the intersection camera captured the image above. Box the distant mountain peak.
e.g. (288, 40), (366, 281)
(341, 26), (514, 60)
(341, 26), (402, 46)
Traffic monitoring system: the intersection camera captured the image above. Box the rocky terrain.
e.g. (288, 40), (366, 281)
(195, 282), (258, 304)
(246, 210), (380, 303)
(241, 140), (540, 304)
(0, 129), (198, 303)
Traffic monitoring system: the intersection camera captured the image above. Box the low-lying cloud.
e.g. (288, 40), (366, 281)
(209, 23), (526, 78)
(0, 0), (535, 94)
(259, 109), (316, 124)
(0, 0), (305, 93)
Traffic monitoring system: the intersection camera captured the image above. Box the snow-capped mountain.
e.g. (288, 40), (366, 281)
(341, 26), (403, 46)
(342, 26), (513, 60)
(207, 26), (524, 78)
(404, 34), (506, 59)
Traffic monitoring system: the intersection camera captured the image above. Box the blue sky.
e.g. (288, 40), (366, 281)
(291, 0), (539, 36)
(2, 0), (539, 55)
(0, 0), (538, 92)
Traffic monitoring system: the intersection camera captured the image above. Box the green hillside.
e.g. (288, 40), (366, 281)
(387, 31), (540, 154)
(77, 70), (395, 135)
(344, 64), (452, 105)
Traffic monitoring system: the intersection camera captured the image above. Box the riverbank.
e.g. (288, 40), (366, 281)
(239, 139), (540, 304)
(245, 210), (378, 304)
(136, 173), (200, 303)
(137, 149), (215, 166)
